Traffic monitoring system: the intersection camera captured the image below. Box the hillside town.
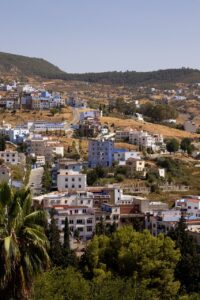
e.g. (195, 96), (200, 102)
(1, 78), (200, 249)
(2, 0), (200, 298)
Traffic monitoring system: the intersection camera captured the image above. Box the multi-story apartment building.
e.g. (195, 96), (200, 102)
(26, 135), (64, 162)
(88, 138), (114, 168)
(129, 131), (156, 148)
(57, 170), (87, 192)
(53, 205), (95, 240)
(175, 197), (200, 217)
(30, 121), (67, 132)
(115, 129), (164, 151)
(96, 203), (120, 226)
(31, 97), (50, 110)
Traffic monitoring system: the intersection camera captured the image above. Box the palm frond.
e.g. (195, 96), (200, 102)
(24, 210), (48, 227)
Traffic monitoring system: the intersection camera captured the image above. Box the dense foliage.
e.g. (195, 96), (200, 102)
(169, 216), (200, 294)
(0, 184), (49, 299)
(166, 138), (180, 153)
(1, 184), (200, 299)
(140, 103), (178, 122)
(69, 68), (200, 85)
(32, 227), (182, 300)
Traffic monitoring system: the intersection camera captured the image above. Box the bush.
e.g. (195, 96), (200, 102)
(115, 174), (124, 182)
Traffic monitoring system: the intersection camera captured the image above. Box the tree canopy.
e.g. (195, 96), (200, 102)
(0, 184), (49, 299)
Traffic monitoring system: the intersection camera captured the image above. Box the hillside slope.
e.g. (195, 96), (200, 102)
(0, 52), (66, 79)
(101, 116), (200, 139)
(68, 69), (200, 85)
(1, 52), (200, 85)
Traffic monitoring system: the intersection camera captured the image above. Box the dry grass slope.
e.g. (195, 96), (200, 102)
(0, 107), (73, 126)
(101, 116), (200, 139)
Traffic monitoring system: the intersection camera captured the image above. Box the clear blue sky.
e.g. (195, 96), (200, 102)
(0, 0), (200, 73)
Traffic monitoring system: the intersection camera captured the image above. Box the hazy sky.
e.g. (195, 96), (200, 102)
(0, 0), (200, 73)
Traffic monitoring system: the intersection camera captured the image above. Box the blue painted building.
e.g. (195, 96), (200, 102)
(88, 139), (114, 168)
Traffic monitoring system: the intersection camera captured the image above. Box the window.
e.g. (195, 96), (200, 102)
(79, 185), (82, 188)
(70, 226), (74, 231)
(65, 185), (68, 188)
(69, 220), (73, 224)
(77, 219), (83, 224)
(79, 178), (81, 181)
(82, 209), (86, 213)
(72, 184), (75, 188)
(61, 220), (65, 225)
(87, 226), (93, 232)
(72, 178), (75, 182)
(65, 178), (68, 182)
(75, 210), (78, 214)
(87, 219), (93, 224)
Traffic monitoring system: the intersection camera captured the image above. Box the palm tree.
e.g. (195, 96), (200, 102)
(0, 184), (50, 299)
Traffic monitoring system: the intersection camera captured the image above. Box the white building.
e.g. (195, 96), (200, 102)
(30, 121), (67, 132)
(129, 131), (164, 150)
(0, 151), (19, 165)
(57, 170), (87, 192)
(22, 85), (36, 93)
(113, 150), (141, 162)
(53, 205), (95, 241)
(9, 127), (30, 143)
(33, 190), (94, 209)
(158, 168), (165, 178)
(79, 110), (102, 121)
(115, 129), (164, 151)
(175, 197), (200, 217)
(135, 113), (144, 121)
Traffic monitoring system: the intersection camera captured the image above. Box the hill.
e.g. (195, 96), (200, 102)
(1, 52), (200, 85)
(0, 52), (66, 79)
(71, 69), (200, 85)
